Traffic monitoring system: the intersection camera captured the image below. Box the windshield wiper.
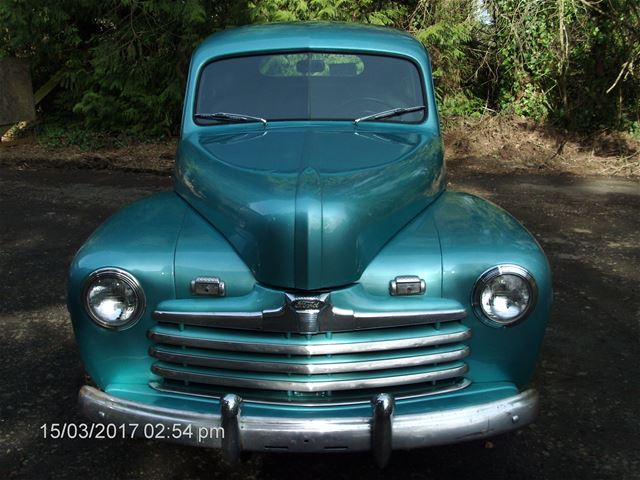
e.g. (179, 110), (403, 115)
(195, 112), (267, 126)
(353, 105), (426, 125)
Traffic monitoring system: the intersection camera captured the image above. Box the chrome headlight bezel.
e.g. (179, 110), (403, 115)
(472, 264), (537, 327)
(81, 268), (145, 330)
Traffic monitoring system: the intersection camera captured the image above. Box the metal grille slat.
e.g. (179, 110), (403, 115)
(149, 344), (470, 374)
(153, 306), (467, 333)
(151, 362), (469, 392)
(149, 377), (473, 406)
(147, 326), (470, 356)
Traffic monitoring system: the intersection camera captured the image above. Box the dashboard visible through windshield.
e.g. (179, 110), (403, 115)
(194, 52), (426, 124)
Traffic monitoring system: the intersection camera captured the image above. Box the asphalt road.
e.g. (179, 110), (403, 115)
(1, 166), (638, 480)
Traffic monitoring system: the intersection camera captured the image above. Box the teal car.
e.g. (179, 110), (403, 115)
(69, 22), (552, 466)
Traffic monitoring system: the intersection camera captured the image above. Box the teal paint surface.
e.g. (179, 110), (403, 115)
(176, 127), (444, 289)
(68, 23), (552, 419)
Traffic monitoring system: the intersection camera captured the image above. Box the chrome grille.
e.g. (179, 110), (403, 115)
(148, 305), (471, 403)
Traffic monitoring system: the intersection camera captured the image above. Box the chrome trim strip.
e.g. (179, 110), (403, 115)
(150, 363), (469, 392)
(149, 345), (470, 374)
(148, 378), (472, 406)
(152, 306), (467, 333)
(147, 328), (471, 356)
(78, 386), (539, 452)
(331, 307), (466, 329)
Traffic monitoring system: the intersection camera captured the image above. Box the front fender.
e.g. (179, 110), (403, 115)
(359, 191), (551, 387)
(68, 192), (189, 388)
(433, 192), (552, 386)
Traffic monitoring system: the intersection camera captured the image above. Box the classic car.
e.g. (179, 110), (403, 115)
(68, 22), (552, 466)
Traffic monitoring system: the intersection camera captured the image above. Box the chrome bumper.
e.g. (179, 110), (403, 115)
(78, 386), (538, 466)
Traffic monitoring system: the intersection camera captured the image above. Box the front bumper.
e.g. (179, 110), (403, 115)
(79, 386), (538, 465)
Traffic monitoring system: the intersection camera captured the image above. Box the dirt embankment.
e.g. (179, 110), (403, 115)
(1, 116), (639, 177)
(443, 116), (640, 177)
(0, 139), (177, 174)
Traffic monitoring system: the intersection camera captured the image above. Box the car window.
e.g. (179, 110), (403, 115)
(195, 52), (425, 123)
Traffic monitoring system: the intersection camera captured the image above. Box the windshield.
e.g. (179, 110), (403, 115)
(194, 52), (426, 124)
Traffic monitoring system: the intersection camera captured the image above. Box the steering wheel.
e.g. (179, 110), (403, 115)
(339, 96), (394, 116)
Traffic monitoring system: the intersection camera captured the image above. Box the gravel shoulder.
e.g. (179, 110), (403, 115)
(1, 166), (638, 479)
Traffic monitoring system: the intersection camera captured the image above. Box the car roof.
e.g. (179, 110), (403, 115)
(192, 22), (428, 64)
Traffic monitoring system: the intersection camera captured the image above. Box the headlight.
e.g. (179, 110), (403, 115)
(82, 268), (145, 329)
(472, 265), (537, 326)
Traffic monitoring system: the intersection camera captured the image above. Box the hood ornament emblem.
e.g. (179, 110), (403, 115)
(290, 298), (325, 310)
(285, 293), (331, 334)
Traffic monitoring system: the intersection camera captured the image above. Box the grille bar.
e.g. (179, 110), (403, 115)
(149, 344), (470, 374)
(151, 362), (469, 392)
(148, 378), (473, 406)
(147, 327), (471, 356)
(153, 306), (467, 333)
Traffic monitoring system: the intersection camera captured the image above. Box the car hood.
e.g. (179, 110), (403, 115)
(175, 126), (444, 290)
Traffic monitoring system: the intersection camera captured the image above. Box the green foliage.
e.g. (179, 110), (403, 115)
(247, 0), (406, 24)
(489, 0), (640, 130)
(630, 121), (640, 141)
(413, 18), (473, 91)
(499, 83), (550, 121)
(1, 0), (638, 136)
(438, 92), (486, 118)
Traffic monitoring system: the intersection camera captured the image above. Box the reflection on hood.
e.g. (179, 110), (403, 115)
(176, 126), (444, 289)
